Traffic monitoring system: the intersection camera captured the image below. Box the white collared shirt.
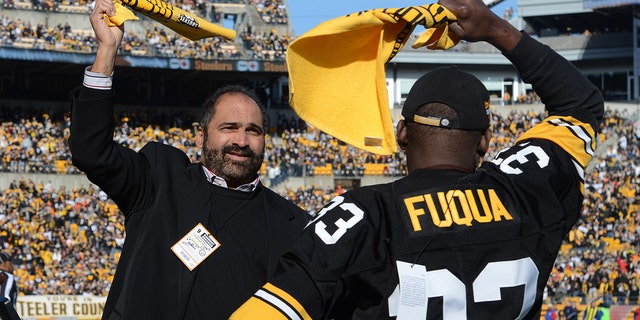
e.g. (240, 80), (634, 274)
(202, 166), (259, 192)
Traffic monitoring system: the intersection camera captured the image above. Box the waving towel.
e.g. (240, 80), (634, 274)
(107, 0), (236, 41)
(287, 4), (458, 155)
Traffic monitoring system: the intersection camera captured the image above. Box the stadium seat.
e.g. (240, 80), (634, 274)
(313, 164), (332, 175)
(364, 163), (388, 175)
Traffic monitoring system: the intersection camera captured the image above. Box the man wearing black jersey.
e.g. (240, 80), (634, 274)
(230, 0), (604, 318)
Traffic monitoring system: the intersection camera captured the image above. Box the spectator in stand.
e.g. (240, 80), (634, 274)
(630, 278), (640, 304)
(597, 302), (611, 320)
(545, 304), (558, 320)
(584, 300), (601, 320)
(564, 300), (579, 320)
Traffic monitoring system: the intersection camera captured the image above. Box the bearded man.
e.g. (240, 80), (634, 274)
(68, 1), (309, 318)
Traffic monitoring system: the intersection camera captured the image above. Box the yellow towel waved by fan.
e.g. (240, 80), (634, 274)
(287, 4), (458, 155)
(105, 0), (235, 41)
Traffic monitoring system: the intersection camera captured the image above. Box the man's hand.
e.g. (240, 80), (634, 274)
(438, 0), (522, 52)
(90, 0), (124, 76)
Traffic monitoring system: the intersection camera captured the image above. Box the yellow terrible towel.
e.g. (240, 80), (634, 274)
(287, 4), (458, 155)
(107, 0), (236, 41)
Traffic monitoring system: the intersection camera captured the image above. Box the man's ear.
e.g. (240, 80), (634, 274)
(196, 128), (204, 148)
(396, 119), (408, 151)
(477, 127), (492, 157)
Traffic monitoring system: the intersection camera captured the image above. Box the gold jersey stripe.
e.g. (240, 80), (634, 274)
(229, 296), (290, 320)
(516, 115), (596, 169)
(263, 282), (312, 320)
(229, 282), (312, 320)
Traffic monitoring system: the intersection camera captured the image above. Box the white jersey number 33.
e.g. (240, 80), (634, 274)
(389, 258), (539, 319)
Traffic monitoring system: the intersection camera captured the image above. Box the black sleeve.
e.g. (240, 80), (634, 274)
(503, 33), (604, 131)
(69, 85), (151, 215)
(68, 86), (116, 172)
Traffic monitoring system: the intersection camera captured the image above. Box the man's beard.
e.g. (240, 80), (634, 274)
(203, 143), (264, 185)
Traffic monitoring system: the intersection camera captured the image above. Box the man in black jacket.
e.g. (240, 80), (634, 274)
(68, 1), (310, 319)
(231, 0), (604, 318)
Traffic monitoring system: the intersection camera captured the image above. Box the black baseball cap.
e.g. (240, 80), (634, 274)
(402, 66), (491, 131)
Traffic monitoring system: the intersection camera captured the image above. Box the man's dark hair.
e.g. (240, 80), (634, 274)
(198, 84), (268, 133)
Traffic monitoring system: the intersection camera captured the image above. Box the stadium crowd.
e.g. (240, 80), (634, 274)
(0, 0), (290, 60)
(1, 0), (639, 318)
(0, 103), (638, 312)
(545, 108), (640, 309)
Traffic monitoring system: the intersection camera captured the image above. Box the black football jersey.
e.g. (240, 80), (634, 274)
(231, 112), (597, 320)
(230, 31), (604, 320)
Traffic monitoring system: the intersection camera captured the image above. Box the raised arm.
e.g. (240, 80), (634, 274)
(439, 0), (522, 52)
(89, 0), (124, 76)
(69, 1), (148, 215)
(440, 0), (603, 128)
